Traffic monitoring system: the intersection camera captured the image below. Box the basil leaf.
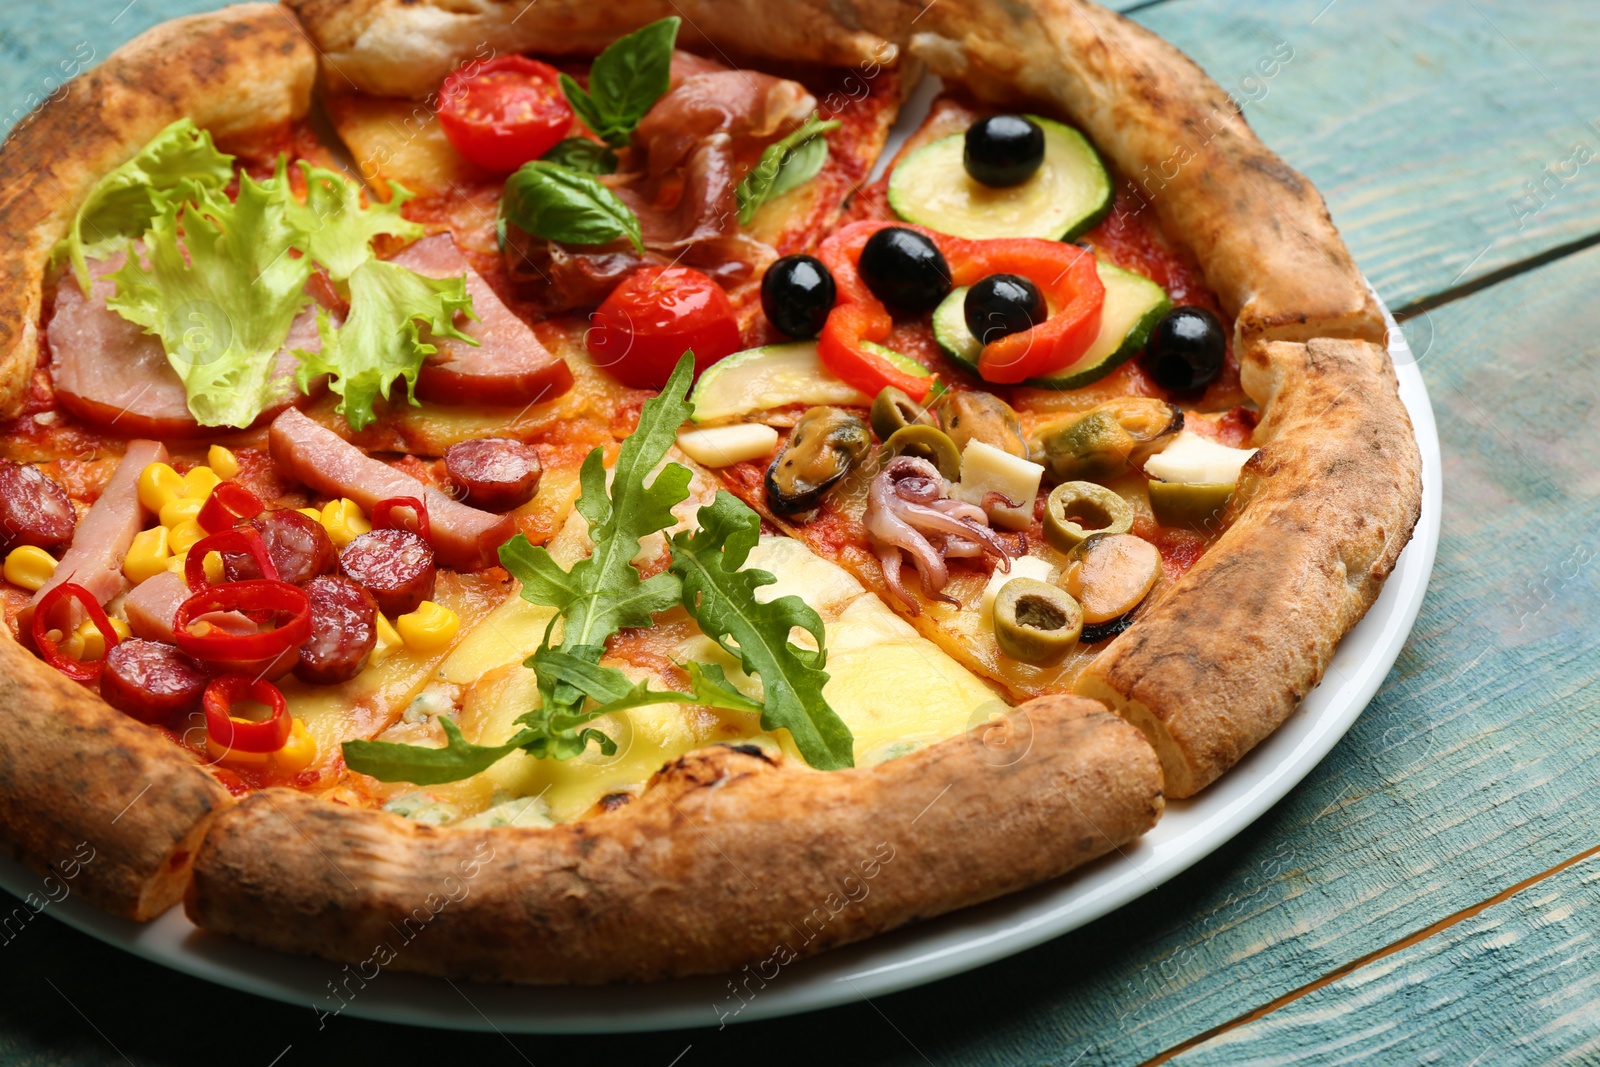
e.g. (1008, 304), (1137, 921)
(343, 718), (535, 786)
(560, 16), (681, 147)
(736, 116), (841, 224)
(541, 138), (618, 175)
(501, 161), (643, 252)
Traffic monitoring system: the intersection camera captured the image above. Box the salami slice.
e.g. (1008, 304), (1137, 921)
(339, 529), (436, 617)
(99, 639), (209, 723)
(0, 460), (75, 552)
(295, 575), (378, 685)
(223, 509), (337, 585)
(444, 438), (542, 512)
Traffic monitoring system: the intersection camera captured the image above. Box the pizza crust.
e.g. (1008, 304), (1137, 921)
(0, 2), (316, 420)
(187, 695), (1161, 982)
(1076, 339), (1423, 797)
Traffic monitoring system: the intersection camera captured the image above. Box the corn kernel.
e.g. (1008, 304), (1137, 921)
(207, 445), (240, 480)
(320, 498), (371, 547)
(137, 462), (185, 513)
(397, 601), (460, 654)
(71, 617), (127, 662)
(167, 519), (206, 554)
(272, 719), (318, 775)
(4, 545), (57, 591)
(370, 613), (404, 664)
(297, 507), (323, 522)
(165, 550), (189, 575)
(182, 465), (222, 500)
(206, 734), (270, 765)
(109, 617), (131, 641)
(158, 496), (203, 528)
(123, 527), (170, 585)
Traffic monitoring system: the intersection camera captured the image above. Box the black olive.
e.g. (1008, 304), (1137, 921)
(964, 274), (1046, 345)
(1141, 306), (1227, 392)
(761, 254), (837, 339)
(964, 115), (1046, 188)
(858, 227), (951, 313)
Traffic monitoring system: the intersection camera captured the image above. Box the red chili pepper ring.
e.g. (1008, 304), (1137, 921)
(30, 582), (120, 683)
(185, 527), (280, 590)
(173, 580), (311, 664)
(372, 496), (432, 543)
(197, 480), (265, 534)
(203, 674), (292, 754)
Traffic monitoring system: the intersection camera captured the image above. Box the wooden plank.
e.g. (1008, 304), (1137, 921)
(1168, 853), (1600, 1066)
(1132, 0), (1600, 309)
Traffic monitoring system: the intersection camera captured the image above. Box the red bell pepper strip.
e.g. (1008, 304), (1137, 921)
(185, 527), (280, 590)
(816, 221), (936, 402)
(30, 582), (120, 682)
(963, 239), (1104, 384)
(197, 481), (265, 534)
(371, 496), (432, 543)
(173, 580), (311, 665)
(203, 674), (292, 754)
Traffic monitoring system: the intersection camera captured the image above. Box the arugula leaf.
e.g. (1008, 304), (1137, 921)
(501, 162), (644, 252)
(669, 491), (855, 769)
(559, 17), (680, 147)
(285, 162), (423, 283)
(736, 116), (841, 224)
(541, 138), (619, 175)
(533, 650), (762, 716)
(344, 718), (536, 786)
(104, 175), (312, 429)
(293, 258), (476, 432)
(58, 118), (235, 291)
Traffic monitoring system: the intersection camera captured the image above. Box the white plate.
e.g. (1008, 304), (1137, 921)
(0, 79), (1442, 1034)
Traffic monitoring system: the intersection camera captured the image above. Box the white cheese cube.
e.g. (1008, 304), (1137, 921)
(1143, 429), (1257, 486)
(953, 440), (1044, 530)
(675, 424), (780, 468)
(979, 555), (1056, 621)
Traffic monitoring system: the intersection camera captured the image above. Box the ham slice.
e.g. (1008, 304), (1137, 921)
(22, 440), (166, 633)
(269, 408), (515, 571)
(387, 234), (573, 408)
(47, 253), (328, 437)
(123, 569), (256, 646)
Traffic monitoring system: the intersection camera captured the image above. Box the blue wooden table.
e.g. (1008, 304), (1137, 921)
(5, 1), (1599, 1063)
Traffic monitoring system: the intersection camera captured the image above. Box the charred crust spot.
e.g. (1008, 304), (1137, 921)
(1243, 154), (1307, 196)
(720, 743), (773, 763)
(597, 792), (632, 813)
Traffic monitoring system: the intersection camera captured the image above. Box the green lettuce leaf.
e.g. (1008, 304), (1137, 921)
(294, 258), (476, 432)
(58, 118), (235, 291)
(104, 174), (312, 429)
(668, 491), (854, 769)
(285, 162), (424, 283)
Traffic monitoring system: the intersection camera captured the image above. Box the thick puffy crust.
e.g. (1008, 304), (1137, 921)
(0, 3), (316, 420)
(285, 0), (1381, 355)
(283, 0), (900, 96)
(186, 695), (1162, 983)
(0, 640), (232, 920)
(1076, 339), (1423, 797)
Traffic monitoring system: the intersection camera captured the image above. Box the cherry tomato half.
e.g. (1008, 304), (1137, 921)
(587, 267), (743, 389)
(438, 56), (573, 173)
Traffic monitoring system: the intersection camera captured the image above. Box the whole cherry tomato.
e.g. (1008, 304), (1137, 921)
(438, 56), (573, 172)
(587, 267), (743, 389)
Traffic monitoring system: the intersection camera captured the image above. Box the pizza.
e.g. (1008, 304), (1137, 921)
(0, 0), (1422, 984)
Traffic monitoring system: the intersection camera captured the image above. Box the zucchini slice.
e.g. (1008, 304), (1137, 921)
(931, 263), (1170, 390)
(888, 116), (1112, 241)
(689, 341), (930, 425)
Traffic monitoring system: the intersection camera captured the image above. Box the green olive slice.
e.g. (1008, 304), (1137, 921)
(1044, 481), (1134, 552)
(870, 387), (929, 441)
(1063, 533), (1161, 624)
(1148, 480), (1235, 531)
(882, 425), (963, 481)
(992, 577), (1083, 665)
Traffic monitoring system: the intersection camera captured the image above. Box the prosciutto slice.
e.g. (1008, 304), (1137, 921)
(268, 408), (515, 571)
(47, 253), (328, 438)
(504, 52), (815, 311)
(21, 439), (166, 632)
(388, 234), (573, 408)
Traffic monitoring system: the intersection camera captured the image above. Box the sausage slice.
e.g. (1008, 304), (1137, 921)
(295, 575), (378, 685)
(100, 639), (209, 723)
(444, 438), (542, 512)
(339, 529), (436, 617)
